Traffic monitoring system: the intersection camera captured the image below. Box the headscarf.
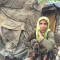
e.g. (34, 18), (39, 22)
(36, 16), (50, 42)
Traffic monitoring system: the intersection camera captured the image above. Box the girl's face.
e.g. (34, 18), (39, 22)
(39, 19), (48, 33)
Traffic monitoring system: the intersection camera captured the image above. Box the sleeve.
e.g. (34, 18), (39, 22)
(41, 31), (56, 51)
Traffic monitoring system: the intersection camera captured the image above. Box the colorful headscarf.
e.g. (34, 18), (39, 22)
(36, 16), (50, 42)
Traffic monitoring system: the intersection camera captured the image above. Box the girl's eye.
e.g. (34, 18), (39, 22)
(44, 23), (47, 25)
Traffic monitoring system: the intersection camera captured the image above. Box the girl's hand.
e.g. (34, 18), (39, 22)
(38, 30), (44, 40)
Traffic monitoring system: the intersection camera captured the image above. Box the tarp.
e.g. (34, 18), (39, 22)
(0, 14), (25, 31)
(54, 1), (60, 8)
(38, 0), (60, 5)
(47, 1), (60, 8)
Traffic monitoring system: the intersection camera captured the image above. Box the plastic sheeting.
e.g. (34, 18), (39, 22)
(0, 14), (25, 31)
(54, 1), (60, 8)
(38, 0), (60, 5)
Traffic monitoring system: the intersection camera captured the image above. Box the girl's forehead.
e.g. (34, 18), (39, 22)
(39, 19), (47, 23)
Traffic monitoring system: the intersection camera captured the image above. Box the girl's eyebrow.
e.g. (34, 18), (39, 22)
(39, 22), (42, 24)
